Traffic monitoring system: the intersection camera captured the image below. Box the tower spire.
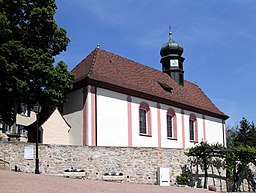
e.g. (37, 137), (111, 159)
(169, 25), (173, 41)
(160, 28), (185, 86)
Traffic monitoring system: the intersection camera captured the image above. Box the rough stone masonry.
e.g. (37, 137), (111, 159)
(0, 142), (226, 191)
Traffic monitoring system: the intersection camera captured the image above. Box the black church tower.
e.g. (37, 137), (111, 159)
(160, 31), (185, 86)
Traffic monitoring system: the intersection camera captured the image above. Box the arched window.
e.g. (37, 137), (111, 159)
(189, 119), (195, 141)
(139, 102), (152, 136)
(139, 109), (147, 134)
(189, 113), (198, 142)
(167, 108), (177, 139)
(167, 114), (173, 138)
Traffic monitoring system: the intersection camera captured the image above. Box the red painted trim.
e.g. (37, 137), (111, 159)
(167, 108), (177, 139)
(157, 103), (161, 147)
(90, 86), (96, 146)
(195, 119), (198, 142)
(202, 115), (206, 141)
(181, 109), (185, 149)
(127, 96), (132, 147)
(139, 102), (152, 136)
(147, 108), (152, 136)
(83, 87), (87, 145)
(74, 80), (229, 120)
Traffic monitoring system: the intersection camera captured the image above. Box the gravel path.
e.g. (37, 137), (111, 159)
(0, 169), (209, 193)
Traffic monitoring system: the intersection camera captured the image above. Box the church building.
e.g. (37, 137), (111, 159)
(62, 31), (229, 148)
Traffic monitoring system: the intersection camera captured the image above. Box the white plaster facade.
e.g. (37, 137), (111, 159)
(16, 112), (36, 126)
(63, 88), (84, 145)
(63, 86), (226, 148)
(97, 88), (128, 146)
(0, 111), (37, 141)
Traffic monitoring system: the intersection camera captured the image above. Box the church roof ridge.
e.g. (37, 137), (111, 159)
(72, 48), (229, 120)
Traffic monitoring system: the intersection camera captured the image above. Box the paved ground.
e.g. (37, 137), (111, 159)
(0, 169), (209, 193)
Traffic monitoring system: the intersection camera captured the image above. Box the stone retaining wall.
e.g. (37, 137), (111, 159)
(0, 142), (226, 191)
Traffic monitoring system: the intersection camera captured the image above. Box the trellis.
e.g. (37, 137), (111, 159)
(186, 141), (256, 191)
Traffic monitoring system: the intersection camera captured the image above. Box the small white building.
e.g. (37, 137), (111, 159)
(62, 31), (229, 148)
(40, 108), (70, 145)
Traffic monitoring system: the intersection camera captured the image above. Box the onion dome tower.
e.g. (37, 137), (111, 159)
(160, 30), (185, 86)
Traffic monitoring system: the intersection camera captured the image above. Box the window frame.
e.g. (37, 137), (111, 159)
(189, 113), (198, 142)
(189, 119), (195, 141)
(166, 108), (177, 140)
(139, 108), (147, 135)
(20, 103), (31, 117)
(139, 102), (152, 137)
(167, 114), (173, 138)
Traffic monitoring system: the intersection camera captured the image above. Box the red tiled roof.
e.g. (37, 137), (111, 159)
(72, 48), (228, 120)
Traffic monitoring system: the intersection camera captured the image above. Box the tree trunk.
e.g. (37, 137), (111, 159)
(203, 157), (208, 189)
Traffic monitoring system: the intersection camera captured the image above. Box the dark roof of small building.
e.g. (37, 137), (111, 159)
(72, 48), (228, 120)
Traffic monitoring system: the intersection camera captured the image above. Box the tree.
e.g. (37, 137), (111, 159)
(234, 118), (256, 147)
(185, 141), (225, 189)
(225, 145), (256, 192)
(225, 118), (256, 191)
(0, 0), (74, 128)
(186, 141), (256, 191)
(226, 127), (237, 149)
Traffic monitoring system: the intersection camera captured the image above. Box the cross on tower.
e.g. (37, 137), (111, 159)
(169, 25), (172, 32)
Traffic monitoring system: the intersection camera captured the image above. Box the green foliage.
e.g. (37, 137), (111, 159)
(236, 145), (256, 165)
(225, 118), (256, 191)
(186, 141), (225, 189)
(226, 127), (237, 149)
(186, 141), (225, 159)
(227, 118), (256, 149)
(186, 120), (256, 192)
(234, 118), (256, 147)
(0, 0), (74, 125)
(225, 145), (256, 191)
(176, 173), (188, 185)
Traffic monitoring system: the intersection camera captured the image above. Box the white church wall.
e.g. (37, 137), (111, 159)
(63, 88), (84, 145)
(183, 110), (225, 148)
(96, 88), (128, 146)
(131, 97), (159, 148)
(184, 110), (204, 149)
(205, 115), (224, 145)
(63, 86), (226, 148)
(183, 112), (190, 148)
(160, 105), (183, 148)
(93, 87), (225, 148)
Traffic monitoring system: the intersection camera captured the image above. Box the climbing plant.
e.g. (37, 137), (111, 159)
(186, 140), (256, 191)
(185, 141), (225, 189)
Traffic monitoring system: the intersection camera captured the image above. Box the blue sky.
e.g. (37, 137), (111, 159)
(54, 0), (256, 128)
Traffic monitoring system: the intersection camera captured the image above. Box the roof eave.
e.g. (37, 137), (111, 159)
(73, 78), (229, 120)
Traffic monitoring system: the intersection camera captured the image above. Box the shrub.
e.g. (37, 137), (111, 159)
(176, 173), (188, 185)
